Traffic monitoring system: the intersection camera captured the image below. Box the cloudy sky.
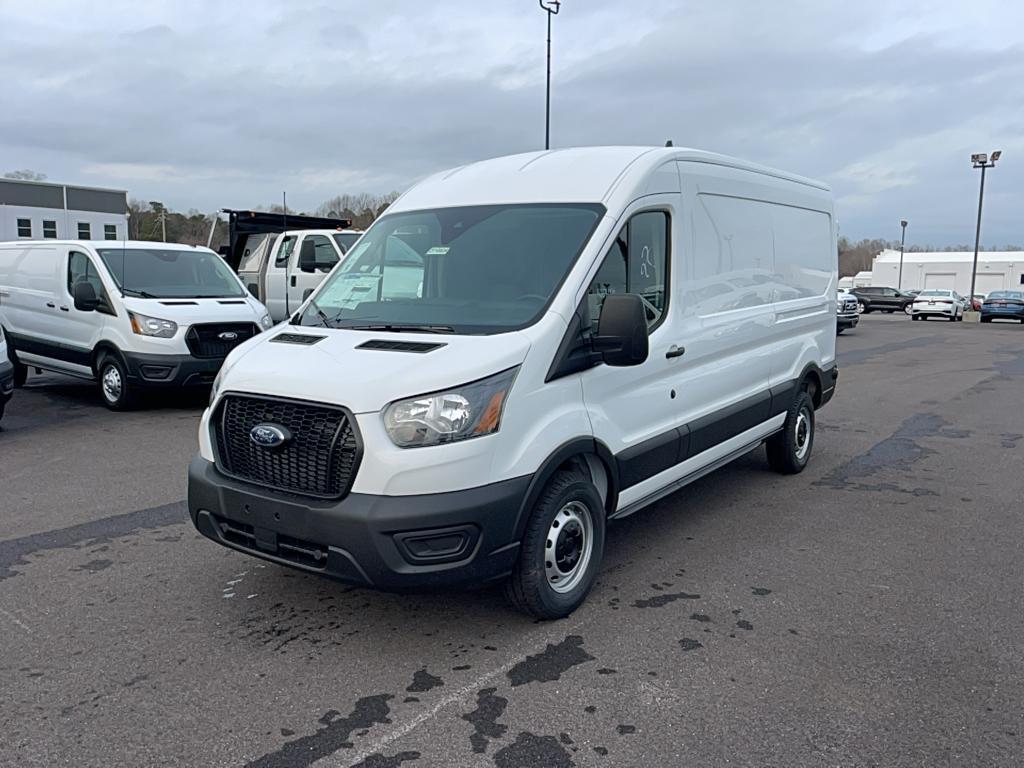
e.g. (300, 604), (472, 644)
(1, 0), (1021, 245)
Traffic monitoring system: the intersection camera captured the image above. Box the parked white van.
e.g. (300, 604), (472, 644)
(0, 240), (273, 409)
(189, 147), (838, 618)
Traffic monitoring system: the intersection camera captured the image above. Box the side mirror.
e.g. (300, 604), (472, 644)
(298, 239), (317, 273)
(73, 281), (99, 312)
(593, 294), (649, 366)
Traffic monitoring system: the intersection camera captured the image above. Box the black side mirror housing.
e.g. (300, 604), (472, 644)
(298, 239), (317, 273)
(593, 294), (649, 366)
(73, 281), (99, 312)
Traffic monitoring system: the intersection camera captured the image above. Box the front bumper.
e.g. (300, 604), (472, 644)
(122, 352), (226, 388)
(837, 313), (859, 330)
(188, 456), (531, 590)
(0, 358), (13, 403)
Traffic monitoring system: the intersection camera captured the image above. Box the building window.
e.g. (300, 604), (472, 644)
(104, 224), (117, 240)
(78, 222), (91, 239)
(17, 218), (31, 238)
(43, 220), (57, 238)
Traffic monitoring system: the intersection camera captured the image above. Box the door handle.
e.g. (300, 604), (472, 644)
(665, 344), (686, 359)
(46, 302), (56, 308)
(60, 306), (69, 312)
(290, 276), (297, 287)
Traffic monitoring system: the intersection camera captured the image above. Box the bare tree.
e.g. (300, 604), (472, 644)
(3, 169), (47, 181)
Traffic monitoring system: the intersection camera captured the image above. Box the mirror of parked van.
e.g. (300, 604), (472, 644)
(298, 239), (317, 273)
(73, 281), (99, 312)
(593, 293), (649, 366)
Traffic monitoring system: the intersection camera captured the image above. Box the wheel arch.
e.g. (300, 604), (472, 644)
(91, 340), (124, 376)
(512, 438), (619, 541)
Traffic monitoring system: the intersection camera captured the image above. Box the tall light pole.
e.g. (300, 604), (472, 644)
(539, 0), (561, 150)
(969, 151), (1001, 302)
(898, 219), (908, 290)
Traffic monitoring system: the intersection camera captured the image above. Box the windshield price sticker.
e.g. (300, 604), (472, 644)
(425, 246), (450, 256)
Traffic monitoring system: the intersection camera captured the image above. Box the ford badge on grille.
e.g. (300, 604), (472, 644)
(218, 331), (239, 341)
(250, 423), (290, 448)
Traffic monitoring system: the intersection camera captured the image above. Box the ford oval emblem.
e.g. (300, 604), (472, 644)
(250, 423), (290, 448)
(218, 331), (239, 341)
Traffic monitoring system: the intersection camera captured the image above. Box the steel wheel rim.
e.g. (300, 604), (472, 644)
(102, 364), (122, 403)
(544, 500), (594, 594)
(794, 408), (811, 461)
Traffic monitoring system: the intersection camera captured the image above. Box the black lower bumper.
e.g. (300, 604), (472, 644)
(981, 309), (1024, 321)
(818, 363), (838, 409)
(0, 358), (13, 403)
(122, 352), (225, 387)
(837, 315), (859, 331)
(187, 455), (531, 590)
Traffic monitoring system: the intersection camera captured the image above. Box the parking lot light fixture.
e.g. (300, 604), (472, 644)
(898, 219), (908, 290)
(969, 151), (1001, 303)
(539, 0), (562, 151)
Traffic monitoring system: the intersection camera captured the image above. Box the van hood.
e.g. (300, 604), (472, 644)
(220, 327), (532, 414)
(121, 295), (267, 325)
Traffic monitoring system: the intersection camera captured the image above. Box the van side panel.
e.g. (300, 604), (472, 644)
(0, 244), (62, 348)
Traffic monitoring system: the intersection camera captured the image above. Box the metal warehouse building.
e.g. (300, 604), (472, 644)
(871, 249), (1024, 296)
(0, 178), (128, 241)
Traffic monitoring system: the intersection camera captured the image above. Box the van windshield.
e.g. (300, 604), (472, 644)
(98, 247), (246, 298)
(297, 203), (604, 334)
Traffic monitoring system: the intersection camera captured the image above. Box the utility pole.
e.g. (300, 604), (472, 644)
(969, 151), (1001, 304)
(539, 1), (561, 150)
(898, 219), (907, 290)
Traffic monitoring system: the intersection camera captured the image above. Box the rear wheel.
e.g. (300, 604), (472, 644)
(96, 353), (138, 411)
(5, 339), (28, 387)
(766, 391), (815, 475)
(505, 470), (605, 620)
(857, 302), (867, 314)
(903, 304), (913, 315)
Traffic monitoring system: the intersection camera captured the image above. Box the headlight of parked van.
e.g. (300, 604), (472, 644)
(383, 367), (518, 448)
(128, 311), (178, 338)
(259, 313), (273, 330)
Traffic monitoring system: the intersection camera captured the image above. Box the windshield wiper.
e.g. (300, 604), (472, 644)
(304, 299), (333, 328)
(346, 323), (455, 334)
(121, 288), (159, 298)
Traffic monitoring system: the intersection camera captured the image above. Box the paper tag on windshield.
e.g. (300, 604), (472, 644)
(425, 246), (450, 256)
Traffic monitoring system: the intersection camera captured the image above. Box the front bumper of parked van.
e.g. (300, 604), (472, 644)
(188, 455), (530, 590)
(122, 352), (227, 388)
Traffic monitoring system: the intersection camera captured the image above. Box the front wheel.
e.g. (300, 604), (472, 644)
(505, 470), (605, 620)
(97, 353), (138, 411)
(904, 304), (914, 315)
(766, 391), (815, 475)
(857, 302), (867, 314)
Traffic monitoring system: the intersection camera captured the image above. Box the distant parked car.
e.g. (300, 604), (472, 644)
(850, 286), (916, 315)
(911, 289), (963, 321)
(980, 290), (1024, 323)
(836, 290), (859, 334)
(904, 289), (922, 298)
(971, 294), (986, 311)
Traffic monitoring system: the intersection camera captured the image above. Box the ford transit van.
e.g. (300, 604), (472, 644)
(188, 147), (838, 618)
(0, 241), (273, 409)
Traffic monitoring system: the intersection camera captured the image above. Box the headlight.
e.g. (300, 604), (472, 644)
(129, 311), (177, 338)
(383, 367), (518, 448)
(209, 369), (224, 406)
(259, 313), (273, 330)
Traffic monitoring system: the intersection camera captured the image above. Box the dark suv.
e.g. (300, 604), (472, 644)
(850, 286), (915, 315)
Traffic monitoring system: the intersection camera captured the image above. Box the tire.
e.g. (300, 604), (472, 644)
(5, 337), (28, 387)
(856, 302), (867, 314)
(836, 327), (844, 335)
(766, 391), (815, 475)
(96, 352), (138, 411)
(505, 470), (606, 620)
(948, 313), (956, 322)
(980, 317), (990, 323)
(911, 314), (920, 321)
(885, 309), (894, 314)
(903, 304), (913, 315)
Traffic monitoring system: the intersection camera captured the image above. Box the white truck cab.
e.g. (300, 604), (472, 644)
(0, 240), (273, 409)
(237, 229), (363, 322)
(189, 146), (839, 618)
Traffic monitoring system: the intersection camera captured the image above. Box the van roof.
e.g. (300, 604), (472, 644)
(390, 146), (830, 213)
(0, 240), (214, 252)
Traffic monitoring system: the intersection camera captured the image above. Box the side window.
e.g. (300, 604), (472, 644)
(883, 288), (897, 297)
(306, 234), (339, 272)
(67, 251), (106, 300)
(586, 210), (669, 330)
(275, 235), (297, 267)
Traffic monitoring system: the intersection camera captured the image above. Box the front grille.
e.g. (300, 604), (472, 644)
(213, 394), (360, 499)
(186, 323), (259, 359)
(213, 515), (328, 569)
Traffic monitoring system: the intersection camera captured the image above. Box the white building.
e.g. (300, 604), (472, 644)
(871, 249), (1024, 296)
(0, 179), (128, 242)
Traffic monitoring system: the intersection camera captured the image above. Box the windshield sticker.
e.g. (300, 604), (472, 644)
(425, 246), (450, 256)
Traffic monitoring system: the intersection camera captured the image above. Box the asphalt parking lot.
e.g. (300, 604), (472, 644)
(2, 315), (1023, 768)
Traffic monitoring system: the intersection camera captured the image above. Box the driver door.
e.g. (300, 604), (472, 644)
(288, 234), (339, 313)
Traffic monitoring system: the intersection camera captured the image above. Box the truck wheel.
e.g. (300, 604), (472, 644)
(857, 302), (867, 314)
(505, 470), (605, 620)
(766, 391), (815, 475)
(903, 304), (913, 315)
(96, 353), (138, 411)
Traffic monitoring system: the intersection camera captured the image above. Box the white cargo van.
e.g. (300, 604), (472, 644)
(0, 240), (273, 409)
(189, 147), (838, 618)
(0, 325), (12, 422)
(237, 229), (362, 322)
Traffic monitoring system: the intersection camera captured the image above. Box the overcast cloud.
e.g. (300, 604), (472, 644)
(1, 0), (1021, 245)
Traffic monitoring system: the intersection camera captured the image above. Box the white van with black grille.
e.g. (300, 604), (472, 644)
(0, 240), (272, 409)
(189, 146), (838, 618)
